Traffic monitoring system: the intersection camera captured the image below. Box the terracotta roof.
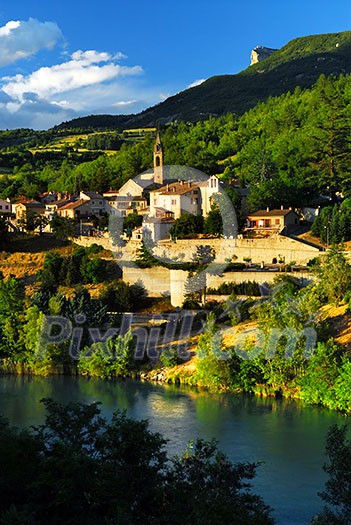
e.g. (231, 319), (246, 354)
(103, 190), (119, 196)
(46, 198), (75, 208)
(144, 217), (175, 224)
(248, 209), (296, 217)
(152, 181), (199, 196)
(59, 199), (88, 210)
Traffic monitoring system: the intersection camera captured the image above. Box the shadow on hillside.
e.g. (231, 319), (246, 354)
(6, 233), (70, 253)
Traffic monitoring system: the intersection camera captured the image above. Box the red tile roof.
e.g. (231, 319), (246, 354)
(248, 209), (296, 217)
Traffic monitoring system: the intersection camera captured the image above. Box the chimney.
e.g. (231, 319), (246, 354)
(266, 206), (269, 212)
(281, 205), (284, 210)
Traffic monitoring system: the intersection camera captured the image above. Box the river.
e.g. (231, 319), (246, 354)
(0, 375), (346, 525)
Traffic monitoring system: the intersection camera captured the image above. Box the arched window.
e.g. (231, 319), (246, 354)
(155, 156), (161, 167)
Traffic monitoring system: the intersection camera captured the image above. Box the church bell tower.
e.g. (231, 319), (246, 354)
(153, 131), (164, 184)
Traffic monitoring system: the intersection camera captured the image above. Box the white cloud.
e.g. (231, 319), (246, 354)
(113, 100), (138, 107)
(0, 18), (63, 67)
(187, 78), (206, 89)
(159, 92), (171, 101)
(1, 50), (143, 102)
(0, 49), (163, 129)
(0, 21), (20, 37)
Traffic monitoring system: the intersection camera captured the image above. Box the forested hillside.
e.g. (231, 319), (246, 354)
(56, 30), (351, 127)
(1, 73), (350, 212)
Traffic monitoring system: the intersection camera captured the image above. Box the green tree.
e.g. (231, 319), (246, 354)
(204, 204), (223, 236)
(313, 424), (351, 524)
(169, 213), (204, 239)
(18, 210), (48, 233)
(123, 213), (143, 238)
(50, 214), (75, 240)
(313, 248), (351, 304)
(0, 399), (275, 524)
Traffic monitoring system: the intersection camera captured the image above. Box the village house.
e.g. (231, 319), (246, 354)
(131, 209), (175, 242)
(0, 198), (12, 215)
(57, 199), (91, 220)
(246, 207), (299, 233)
(79, 191), (106, 216)
(149, 181), (200, 219)
(149, 175), (221, 221)
(104, 195), (148, 217)
(15, 201), (46, 223)
(45, 198), (76, 221)
(39, 192), (59, 204)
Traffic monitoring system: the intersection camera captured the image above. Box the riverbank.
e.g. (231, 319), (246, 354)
(0, 373), (342, 525)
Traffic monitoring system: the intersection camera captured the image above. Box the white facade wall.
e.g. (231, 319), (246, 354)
(151, 191), (200, 219)
(0, 199), (11, 214)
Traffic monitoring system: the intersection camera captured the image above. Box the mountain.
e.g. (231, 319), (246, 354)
(56, 30), (351, 130)
(250, 46), (277, 65)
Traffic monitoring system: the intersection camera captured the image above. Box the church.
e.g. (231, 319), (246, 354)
(104, 131), (221, 241)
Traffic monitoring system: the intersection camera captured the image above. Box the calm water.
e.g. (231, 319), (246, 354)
(0, 375), (346, 525)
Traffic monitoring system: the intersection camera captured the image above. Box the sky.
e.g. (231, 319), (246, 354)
(0, 0), (351, 130)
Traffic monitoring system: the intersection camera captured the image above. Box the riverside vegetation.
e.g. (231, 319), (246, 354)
(2, 241), (351, 413)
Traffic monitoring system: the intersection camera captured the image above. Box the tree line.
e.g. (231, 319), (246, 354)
(1, 73), (351, 212)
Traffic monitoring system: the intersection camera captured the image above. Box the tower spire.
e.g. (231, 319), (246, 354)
(153, 129), (164, 184)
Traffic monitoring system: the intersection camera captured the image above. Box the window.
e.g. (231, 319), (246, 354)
(171, 199), (177, 205)
(0, 206), (2, 210)
(275, 219), (280, 225)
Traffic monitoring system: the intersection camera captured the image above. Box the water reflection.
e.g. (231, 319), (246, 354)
(0, 375), (347, 525)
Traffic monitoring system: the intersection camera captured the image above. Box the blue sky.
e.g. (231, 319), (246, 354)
(0, 0), (351, 130)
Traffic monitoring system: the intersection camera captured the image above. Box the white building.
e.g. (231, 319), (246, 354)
(105, 195), (148, 217)
(0, 198), (12, 215)
(79, 191), (106, 216)
(131, 208), (175, 242)
(149, 175), (220, 220)
(149, 181), (200, 219)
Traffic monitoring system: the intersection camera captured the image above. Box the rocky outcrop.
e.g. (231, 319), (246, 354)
(250, 46), (277, 65)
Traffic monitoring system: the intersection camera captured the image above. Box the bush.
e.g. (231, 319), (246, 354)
(86, 243), (104, 255)
(100, 281), (147, 312)
(160, 347), (183, 367)
(207, 281), (261, 296)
